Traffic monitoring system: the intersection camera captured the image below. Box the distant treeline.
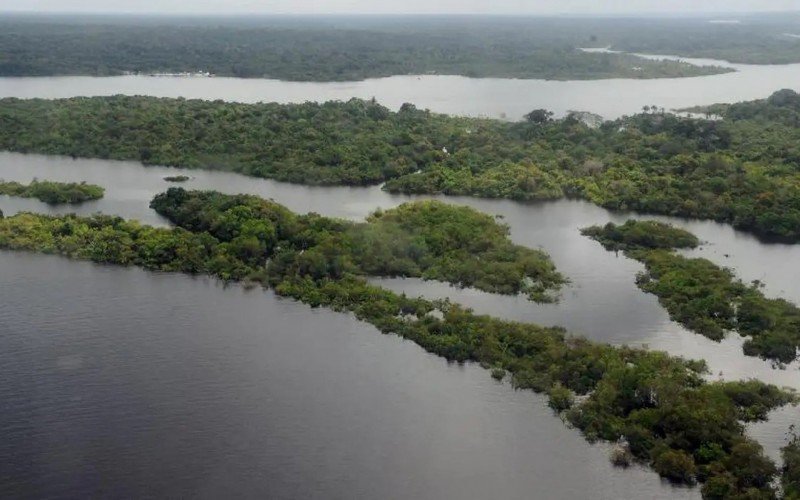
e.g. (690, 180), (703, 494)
(2, 90), (800, 241)
(0, 188), (795, 497)
(0, 18), (732, 81)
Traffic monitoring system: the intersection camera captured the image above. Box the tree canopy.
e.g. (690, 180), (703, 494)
(3, 90), (800, 241)
(0, 17), (731, 81)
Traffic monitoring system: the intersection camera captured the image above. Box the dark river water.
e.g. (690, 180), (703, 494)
(0, 251), (692, 499)
(1, 151), (798, 498)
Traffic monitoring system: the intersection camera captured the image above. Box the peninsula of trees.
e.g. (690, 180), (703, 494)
(2, 90), (800, 241)
(0, 188), (795, 498)
(0, 179), (104, 204)
(583, 220), (800, 364)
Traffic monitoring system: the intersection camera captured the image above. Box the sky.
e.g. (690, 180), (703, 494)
(2, 0), (799, 15)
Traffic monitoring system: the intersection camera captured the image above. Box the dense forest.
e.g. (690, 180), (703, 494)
(2, 15), (799, 80)
(3, 13), (800, 499)
(149, 189), (566, 301)
(0, 188), (795, 498)
(0, 179), (104, 204)
(583, 220), (800, 364)
(0, 17), (735, 81)
(384, 91), (800, 241)
(2, 90), (800, 240)
(0, 97), (442, 185)
(606, 17), (800, 65)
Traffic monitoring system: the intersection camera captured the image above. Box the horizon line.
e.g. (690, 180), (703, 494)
(2, 10), (799, 17)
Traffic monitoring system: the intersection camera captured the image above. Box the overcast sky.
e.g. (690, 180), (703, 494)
(2, 0), (798, 15)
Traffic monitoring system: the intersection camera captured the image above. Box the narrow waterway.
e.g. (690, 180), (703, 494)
(1, 54), (800, 120)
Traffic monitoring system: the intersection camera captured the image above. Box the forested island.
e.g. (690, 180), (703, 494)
(0, 187), (796, 497)
(0, 16), (735, 81)
(583, 220), (800, 364)
(0, 179), (104, 204)
(2, 90), (800, 240)
(581, 220), (700, 252)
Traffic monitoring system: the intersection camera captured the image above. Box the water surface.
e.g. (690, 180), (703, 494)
(0, 251), (695, 499)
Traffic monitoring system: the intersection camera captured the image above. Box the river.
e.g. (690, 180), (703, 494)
(2, 59), (800, 497)
(1, 55), (800, 120)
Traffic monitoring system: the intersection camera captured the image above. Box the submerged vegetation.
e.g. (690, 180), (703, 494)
(0, 179), (104, 204)
(2, 89), (800, 240)
(583, 220), (800, 364)
(0, 188), (794, 497)
(163, 175), (190, 182)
